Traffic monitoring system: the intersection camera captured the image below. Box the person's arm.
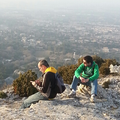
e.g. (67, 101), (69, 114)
(89, 64), (99, 81)
(41, 72), (52, 93)
(35, 79), (42, 87)
(30, 73), (51, 93)
(30, 81), (42, 91)
(75, 63), (84, 78)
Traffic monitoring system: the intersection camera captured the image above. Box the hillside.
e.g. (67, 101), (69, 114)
(0, 75), (120, 120)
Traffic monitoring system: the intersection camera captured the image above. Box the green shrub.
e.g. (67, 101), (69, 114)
(58, 55), (120, 82)
(99, 65), (110, 75)
(92, 55), (104, 68)
(104, 59), (119, 67)
(77, 55), (104, 68)
(99, 58), (119, 75)
(13, 70), (38, 97)
(58, 64), (78, 84)
(0, 91), (7, 98)
(77, 57), (84, 66)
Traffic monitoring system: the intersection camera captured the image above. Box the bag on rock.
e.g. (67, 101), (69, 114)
(55, 73), (66, 94)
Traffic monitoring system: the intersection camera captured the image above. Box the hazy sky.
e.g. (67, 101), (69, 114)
(0, 0), (120, 11)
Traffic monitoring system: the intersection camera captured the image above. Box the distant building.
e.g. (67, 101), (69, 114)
(102, 47), (109, 53)
(73, 52), (76, 59)
(14, 69), (24, 75)
(64, 58), (71, 62)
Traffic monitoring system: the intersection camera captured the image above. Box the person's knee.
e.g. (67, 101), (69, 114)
(73, 75), (76, 80)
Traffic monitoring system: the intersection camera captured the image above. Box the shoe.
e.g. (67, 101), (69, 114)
(70, 88), (72, 91)
(68, 91), (76, 98)
(90, 94), (96, 103)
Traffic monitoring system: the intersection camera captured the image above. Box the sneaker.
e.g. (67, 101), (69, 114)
(68, 91), (76, 98)
(90, 94), (96, 103)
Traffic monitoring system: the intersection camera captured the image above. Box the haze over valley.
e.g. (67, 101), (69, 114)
(0, 0), (120, 87)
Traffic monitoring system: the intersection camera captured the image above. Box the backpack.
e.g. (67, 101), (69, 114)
(55, 72), (66, 94)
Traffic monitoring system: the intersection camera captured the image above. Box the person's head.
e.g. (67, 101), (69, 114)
(38, 60), (49, 73)
(83, 55), (93, 67)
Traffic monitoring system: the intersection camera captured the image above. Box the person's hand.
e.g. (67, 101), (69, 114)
(35, 79), (41, 86)
(80, 77), (86, 83)
(80, 77), (89, 83)
(30, 81), (36, 86)
(81, 79), (86, 83)
(85, 79), (89, 83)
(80, 76), (84, 80)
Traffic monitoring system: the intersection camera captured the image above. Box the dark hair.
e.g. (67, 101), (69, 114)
(39, 60), (49, 67)
(83, 55), (93, 64)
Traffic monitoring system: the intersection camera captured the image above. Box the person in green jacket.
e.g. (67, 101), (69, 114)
(68, 55), (99, 102)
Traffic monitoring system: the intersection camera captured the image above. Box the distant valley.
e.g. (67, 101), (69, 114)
(0, 8), (120, 85)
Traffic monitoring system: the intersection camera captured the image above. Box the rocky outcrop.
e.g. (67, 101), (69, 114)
(0, 75), (120, 120)
(109, 64), (120, 74)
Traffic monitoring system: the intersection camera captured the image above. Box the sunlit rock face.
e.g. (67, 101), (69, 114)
(1, 75), (120, 120)
(109, 64), (120, 74)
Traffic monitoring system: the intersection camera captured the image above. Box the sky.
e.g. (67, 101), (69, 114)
(0, 0), (120, 11)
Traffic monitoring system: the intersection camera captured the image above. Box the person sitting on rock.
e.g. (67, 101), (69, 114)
(68, 55), (99, 102)
(20, 60), (58, 109)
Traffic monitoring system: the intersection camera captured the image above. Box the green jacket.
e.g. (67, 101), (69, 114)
(75, 61), (99, 81)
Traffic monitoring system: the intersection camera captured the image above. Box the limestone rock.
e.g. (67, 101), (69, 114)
(0, 75), (120, 120)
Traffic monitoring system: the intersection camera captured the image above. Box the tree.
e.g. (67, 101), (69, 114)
(13, 70), (38, 97)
